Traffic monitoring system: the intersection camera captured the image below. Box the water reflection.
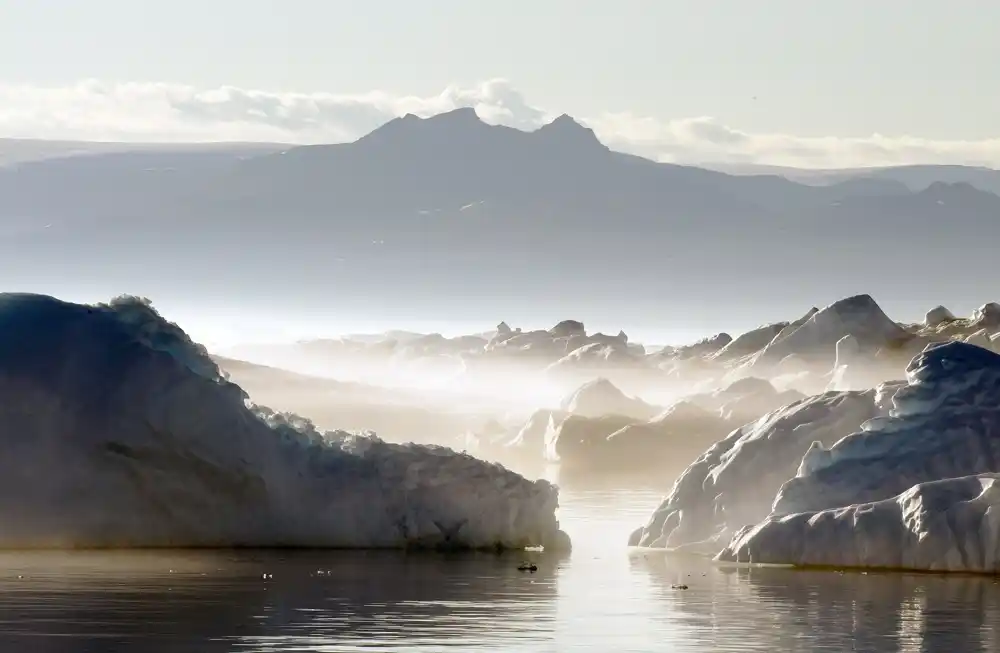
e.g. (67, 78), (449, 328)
(1, 488), (998, 652)
(633, 552), (1000, 652)
(0, 550), (567, 652)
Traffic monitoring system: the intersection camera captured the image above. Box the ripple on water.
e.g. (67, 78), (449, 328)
(0, 487), (998, 652)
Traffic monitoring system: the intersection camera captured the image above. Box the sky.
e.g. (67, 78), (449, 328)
(1, 0), (999, 168)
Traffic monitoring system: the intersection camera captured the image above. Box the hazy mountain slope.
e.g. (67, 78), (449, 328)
(2, 110), (998, 329)
(0, 139), (286, 167)
(707, 161), (1000, 195)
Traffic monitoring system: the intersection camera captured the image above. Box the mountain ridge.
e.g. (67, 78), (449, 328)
(2, 108), (999, 332)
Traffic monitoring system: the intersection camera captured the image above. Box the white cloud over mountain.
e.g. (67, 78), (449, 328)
(1, 78), (998, 169)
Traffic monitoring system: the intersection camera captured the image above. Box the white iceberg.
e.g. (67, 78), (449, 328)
(716, 341), (1000, 571)
(709, 322), (788, 363)
(543, 378), (784, 475)
(772, 341), (1000, 517)
(973, 302), (1000, 329)
(751, 294), (909, 370)
(559, 377), (659, 420)
(924, 305), (957, 328)
(0, 293), (567, 550)
(629, 387), (888, 550)
(717, 473), (1000, 572)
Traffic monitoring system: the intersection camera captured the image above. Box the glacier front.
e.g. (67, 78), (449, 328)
(0, 293), (568, 550)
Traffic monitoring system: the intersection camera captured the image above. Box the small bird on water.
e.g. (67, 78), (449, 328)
(517, 562), (538, 572)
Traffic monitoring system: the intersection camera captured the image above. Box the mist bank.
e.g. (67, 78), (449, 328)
(219, 294), (999, 486)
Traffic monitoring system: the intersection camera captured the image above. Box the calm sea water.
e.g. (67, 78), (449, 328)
(1, 484), (998, 652)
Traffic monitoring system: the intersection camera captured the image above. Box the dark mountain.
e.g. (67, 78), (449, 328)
(1, 110), (998, 329)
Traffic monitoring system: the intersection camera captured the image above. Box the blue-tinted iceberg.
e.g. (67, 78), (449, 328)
(0, 293), (566, 550)
(716, 341), (1000, 571)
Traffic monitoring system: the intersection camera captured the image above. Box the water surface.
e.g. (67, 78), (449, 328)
(1, 486), (998, 651)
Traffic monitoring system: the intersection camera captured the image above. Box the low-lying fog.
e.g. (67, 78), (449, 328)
(208, 297), (1000, 488)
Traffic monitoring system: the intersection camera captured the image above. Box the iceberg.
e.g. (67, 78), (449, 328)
(559, 378), (659, 421)
(629, 389), (886, 550)
(826, 334), (901, 392)
(718, 474), (1000, 572)
(964, 329), (995, 351)
(915, 302), (1000, 345)
(771, 341), (1000, 517)
(974, 302), (1000, 329)
(0, 293), (567, 550)
(543, 413), (638, 465)
(598, 402), (732, 474)
(541, 378), (787, 475)
(681, 376), (804, 425)
(924, 305), (957, 328)
(716, 341), (1000, 571)
(506, 408), (567, 451)
(709, 322), (788, 363)
(750, 294), (910, 370)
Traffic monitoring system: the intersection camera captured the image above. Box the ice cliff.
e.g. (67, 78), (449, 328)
(0, 293), (567, 550)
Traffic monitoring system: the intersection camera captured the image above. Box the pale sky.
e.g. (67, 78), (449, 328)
(1, 0), (998, 166)
(2, 0), (999, 346)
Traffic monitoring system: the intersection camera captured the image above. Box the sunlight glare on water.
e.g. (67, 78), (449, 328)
(0, 487), (998, 652)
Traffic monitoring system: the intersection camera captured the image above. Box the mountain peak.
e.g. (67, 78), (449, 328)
(549, 113), (585, 127)
(918, 181), (998, 203)
(356, 107), (487, 147)
(427, 106), (483, 123)
(534, 114), (606, 151)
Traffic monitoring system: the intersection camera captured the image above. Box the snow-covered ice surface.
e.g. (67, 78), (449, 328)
(629, 389), (885, 551)
(717, 341), (1000, 571)
(0, 293), (567, 550)
(773, 341), (1000, 517)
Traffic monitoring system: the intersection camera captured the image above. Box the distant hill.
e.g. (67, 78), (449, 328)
(0, 138), (287, 166)
(704, 161), (1000, 195)
(2, 110), (998, 330)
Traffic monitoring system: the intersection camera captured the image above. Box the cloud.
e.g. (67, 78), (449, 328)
(1, 78), (999, 169)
